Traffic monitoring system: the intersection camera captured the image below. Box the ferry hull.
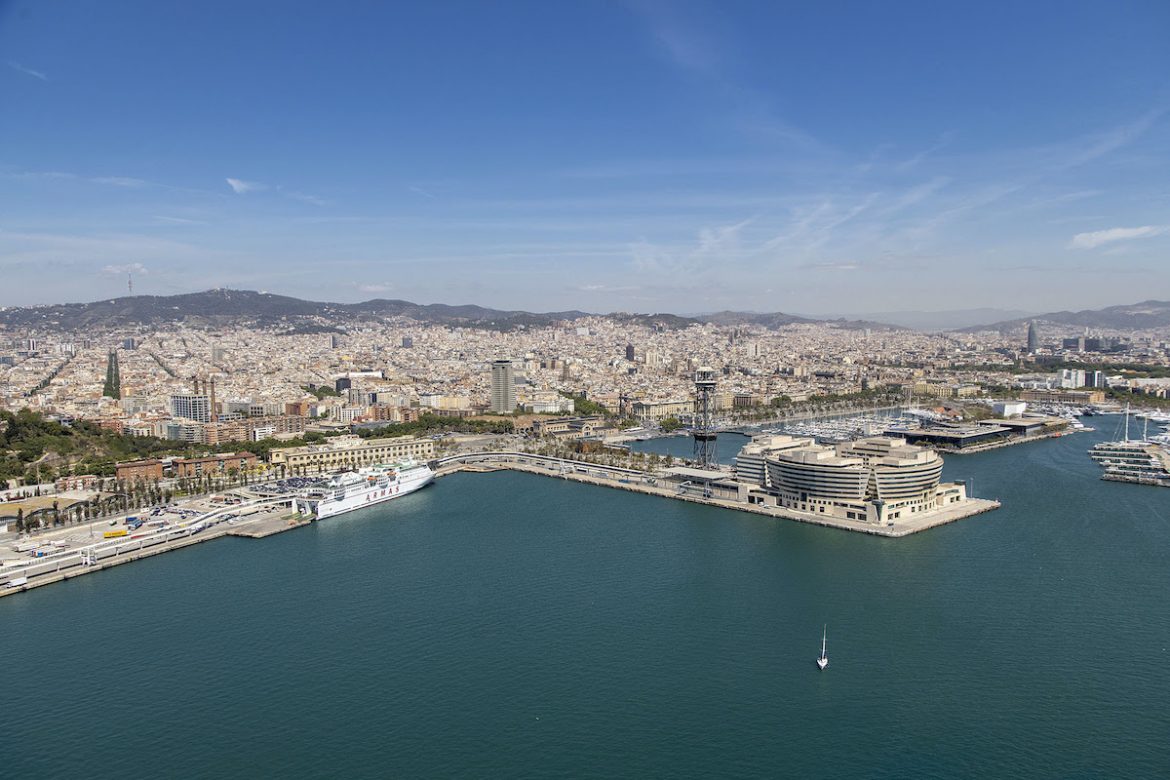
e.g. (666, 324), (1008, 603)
(298, 467), (434, 520)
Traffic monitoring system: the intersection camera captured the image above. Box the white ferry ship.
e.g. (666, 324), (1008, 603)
(295, 461), (434, 520)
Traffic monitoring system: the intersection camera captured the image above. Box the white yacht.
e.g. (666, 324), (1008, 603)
(817, 625), (829, 671)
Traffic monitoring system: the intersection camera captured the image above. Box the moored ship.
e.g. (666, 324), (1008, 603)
(295, 461), (434, 519)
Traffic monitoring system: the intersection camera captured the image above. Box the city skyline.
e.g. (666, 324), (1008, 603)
(3, 1), (1170, 313)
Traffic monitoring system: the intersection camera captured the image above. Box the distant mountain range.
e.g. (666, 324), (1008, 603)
(825, 308), (1038, 332)
(0, 289), (1165, 334)
(0, 289), (899, 333)
(0, 290), (589, 332)
(957, 300), (1170, 333)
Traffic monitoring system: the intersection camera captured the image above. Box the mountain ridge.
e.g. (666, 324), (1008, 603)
(4, 289), (1164, 334)
(955, 300), (1170, 333)
(0, 289), (900, 332)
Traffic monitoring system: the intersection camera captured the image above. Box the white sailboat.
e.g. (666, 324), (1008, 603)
(817, 625), (829, 670)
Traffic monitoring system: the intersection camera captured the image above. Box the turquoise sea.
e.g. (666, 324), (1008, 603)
(3, 423), (1169, 778)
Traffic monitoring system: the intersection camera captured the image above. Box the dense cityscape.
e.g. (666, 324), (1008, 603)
(4, 294), (1168, 453)
(0, 290), (1167, 541)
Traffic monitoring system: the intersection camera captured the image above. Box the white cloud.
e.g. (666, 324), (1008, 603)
(1069, 225), (1168, 250)
(102, 262), (149, 275)
(226, 177), (265, 194)
(153, 215), (206, 225)
(283, 189), (326, 206)
(8, 62), (47, 81)
(226, 178), (324, 204)
(356, 283), (392, 294)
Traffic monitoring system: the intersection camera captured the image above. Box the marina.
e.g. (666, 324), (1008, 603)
(1088, 407), (1170, 488)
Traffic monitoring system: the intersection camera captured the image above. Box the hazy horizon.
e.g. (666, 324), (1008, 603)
(3, 1), (1169, 312)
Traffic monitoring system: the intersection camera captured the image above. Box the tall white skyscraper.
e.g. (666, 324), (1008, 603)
(170, 394), (212, 423)
(490, 360), (516, 414)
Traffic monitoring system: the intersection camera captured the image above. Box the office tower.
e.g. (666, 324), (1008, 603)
(170, 394), (212, 423)
(490, 360), (516, 413)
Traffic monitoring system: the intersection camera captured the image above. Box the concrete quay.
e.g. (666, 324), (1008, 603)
(0, 524), (231, 598)
(226, 514), (312, 538)
(940, 426), (1093, 455)
(0, 502), (303, 599)
(434, 452), (1000, 538)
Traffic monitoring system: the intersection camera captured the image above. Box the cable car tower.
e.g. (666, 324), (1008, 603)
(693, 366), (719, 468)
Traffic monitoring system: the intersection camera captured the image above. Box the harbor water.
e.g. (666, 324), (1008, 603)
(3, 424), (1169, 778)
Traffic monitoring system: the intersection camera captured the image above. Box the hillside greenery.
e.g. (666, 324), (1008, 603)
(558, 392), (609, 416)
(0, 409), (518, 485)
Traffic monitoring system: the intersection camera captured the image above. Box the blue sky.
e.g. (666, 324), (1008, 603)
(2, 0), (1169, 314)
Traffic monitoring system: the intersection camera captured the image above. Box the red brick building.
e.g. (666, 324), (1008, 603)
(173, 452), (258, 478)
(115, 459), (165, 483)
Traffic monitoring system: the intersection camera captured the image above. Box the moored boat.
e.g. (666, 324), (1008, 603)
(295, 461), (434, 520)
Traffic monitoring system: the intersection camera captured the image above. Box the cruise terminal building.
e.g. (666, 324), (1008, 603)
(756, 436), (967, 525)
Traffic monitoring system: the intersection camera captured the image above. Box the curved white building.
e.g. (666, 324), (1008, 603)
(764, 436), (961, 524)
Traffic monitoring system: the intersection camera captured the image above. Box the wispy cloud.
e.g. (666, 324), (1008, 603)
(226, 177), (266, 194)
(892, 132), (956, 173)
(282, 189), (326, 206)
(102, 262), (149, 275)
(3, 168), (221, 198)
(409, 185), (438, 199)
(634, 3), (827, 154)
(0, 231), (225, 272)
(575, 283), (638, 293)
(356, 283), (392, 294)
(1069, 225), (1168, 249)
(225, 177), (325, 205)
(1058, 107), (1166, 170)
(631, 218), (753, 275)
(800, 261), (861, 271)
(153, 215), (207, 225)
(91, 176), (149, 188)
(8, 62), (47, 81)
(6, 170), (146, 187)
